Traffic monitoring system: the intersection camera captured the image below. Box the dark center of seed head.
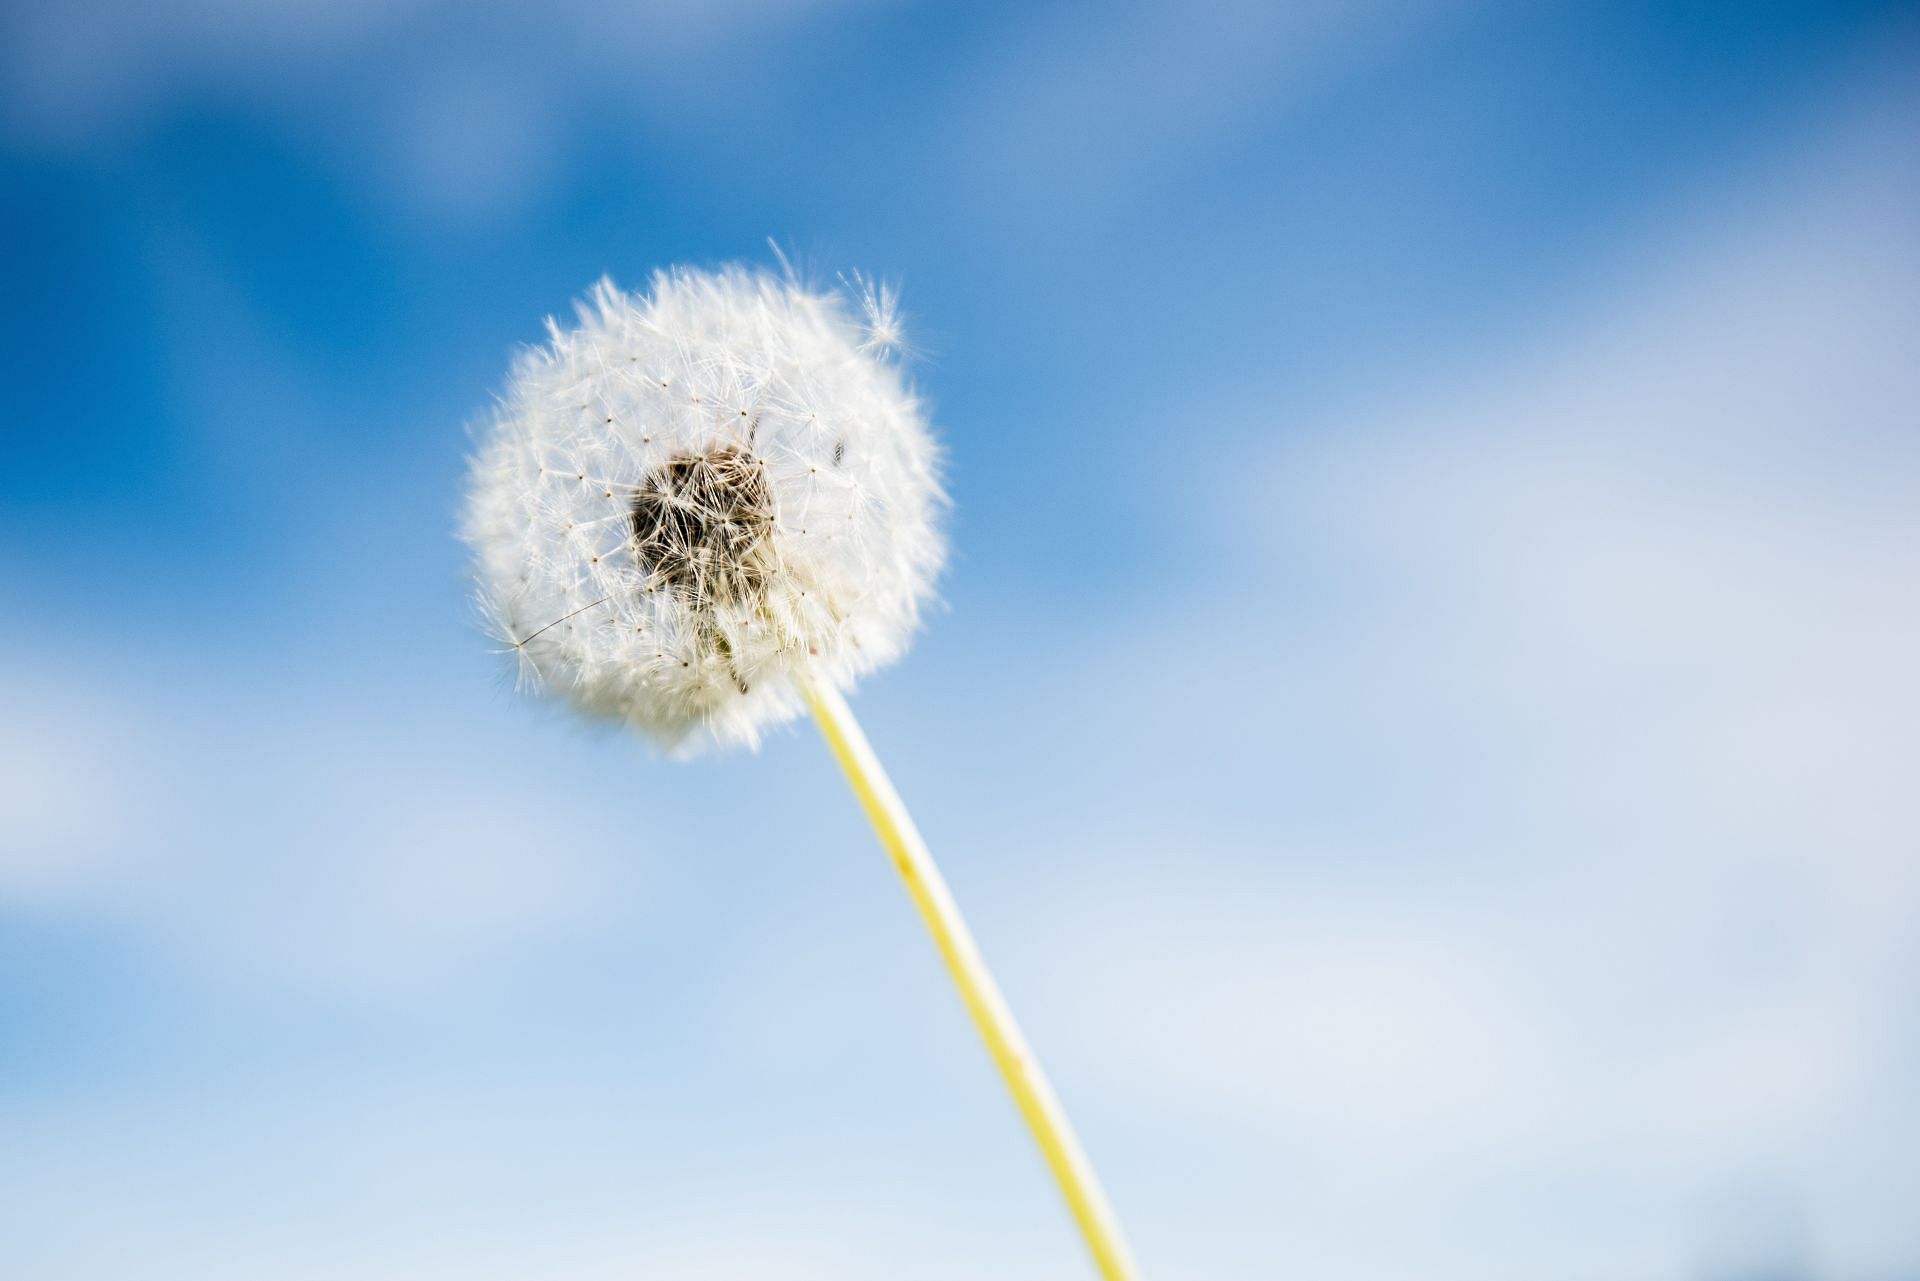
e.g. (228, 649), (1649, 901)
(629, 447), (775, 604)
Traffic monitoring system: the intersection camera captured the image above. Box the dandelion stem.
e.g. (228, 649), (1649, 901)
(799, 674), (1140, 1281)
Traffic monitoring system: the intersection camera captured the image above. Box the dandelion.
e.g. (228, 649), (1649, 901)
(462, 263), (1138, 1279)
(464, 267), (942, 750)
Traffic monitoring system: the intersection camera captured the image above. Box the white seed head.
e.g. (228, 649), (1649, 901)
(463, 267), (944, 752)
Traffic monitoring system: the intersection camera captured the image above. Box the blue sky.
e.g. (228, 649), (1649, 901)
(3, 2), (1918, 1278)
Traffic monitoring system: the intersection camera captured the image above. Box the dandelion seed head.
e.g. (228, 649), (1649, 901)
(463, 266), (944, 752)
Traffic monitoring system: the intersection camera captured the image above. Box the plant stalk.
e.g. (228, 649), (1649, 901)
(799, 673), (1139, 1281)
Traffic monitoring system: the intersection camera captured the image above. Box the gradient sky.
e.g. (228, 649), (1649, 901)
(3, 2), (1918, 1279)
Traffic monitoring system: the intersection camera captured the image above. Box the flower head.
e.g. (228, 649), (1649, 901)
(463, 266), (944, 751)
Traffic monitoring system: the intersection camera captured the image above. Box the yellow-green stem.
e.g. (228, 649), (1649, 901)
(799, 673), (1139, 1281)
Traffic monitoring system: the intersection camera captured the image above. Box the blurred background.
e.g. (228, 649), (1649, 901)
(3, 1), (1917, 1278)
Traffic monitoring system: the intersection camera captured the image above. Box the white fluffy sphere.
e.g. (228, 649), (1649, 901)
(463, 267), (944, 751)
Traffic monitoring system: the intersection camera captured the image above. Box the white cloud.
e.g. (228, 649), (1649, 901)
(0, 0), (889, 223)
(951, 0), (1471, 217)
(981, 63), (1920, 1281)
(0, 658), (668, 997)
(0, 677), (160, 901)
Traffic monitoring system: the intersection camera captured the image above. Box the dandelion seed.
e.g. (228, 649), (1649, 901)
(844, 269), (908, 358)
